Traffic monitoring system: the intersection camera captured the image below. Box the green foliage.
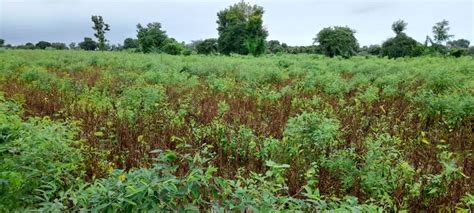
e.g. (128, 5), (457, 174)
(267, 40), (287, 54)
(194, 38), (218, 55)
(136, 22), (168, 53)
(447, 39), (470, 49)
(314, 26), (359, 58)
(217, 1), (268, 56)
(161, 38), (185, 55)
(283, 112), (340, 163)
(0, 98), (83, 210)
(0, 50), (472, 211)
(392, 19), (408, 35)
(123, 38), (139, 49)
(381, 33), (423, 58)
(91, 15), (110, 51)
(432, 19), (453, 44)
(35, 41), (52, 49)
(117, 85), (167, 122)
(51, 42), (68, 50)
(78, 37), (98, 51)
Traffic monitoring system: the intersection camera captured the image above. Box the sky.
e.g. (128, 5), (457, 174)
(1, 0), (473, 46)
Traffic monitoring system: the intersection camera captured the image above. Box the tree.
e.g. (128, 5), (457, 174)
(0, 39), (5, 47)
(367, 45), (382, 55)
(381, 34), (422, 59)
(381, 20), (422, 59)
(91, 15), (110, 51)
(432, 19), (453, 44)
(267, 40), (286, 54)
(35, 41), (52, 49)
(194, 38), (218, 55)
(447, 39), (470, 48)
(391, 20), (407, 35)
(69, 42), (77, 50)
(314, 26), (358, 58)
(359, 45), (381, 56)
(161, 38), (185, 55)
(136, 22), (168, 53)
(79, 37), (98, 51)
(217, 1), (268, 56)
(51, 42), (68, 50)
(123, 38), (139, 49)
(19, 42), (36, 49)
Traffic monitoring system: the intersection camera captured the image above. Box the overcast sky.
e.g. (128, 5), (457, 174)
(1, 0), (473, 46)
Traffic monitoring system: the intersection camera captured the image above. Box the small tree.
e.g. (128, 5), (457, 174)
(267, 40), (286, 54)
(136, 22), (168, 53)
(194, 38), (218, 55)
(123, 38), (139, 49)
(79, 37), (98, 51)
(432, 19), (453, 44)
(0, 39), (5, 47)
(391, 20), (407, 35)
(161, 38), (185, 55)
(91, 15), (110, 51)
(314, 26), (358, 58)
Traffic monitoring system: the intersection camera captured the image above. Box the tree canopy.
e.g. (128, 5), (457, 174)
(391, 20), (407, 35)
(217, 1), (268, 56)
(136, 22), (168, 53)
(35, 41), (52, 49)
(194, 38), (218, 55)
(91, 15), (110, 51)
(123, 38), (139, 49)
(432, 19), (453, 44)
(447, 39), (470, 49)
(314, 26), (358, 58)
(79, 37), (98, 51)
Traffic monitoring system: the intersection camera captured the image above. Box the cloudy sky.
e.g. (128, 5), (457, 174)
(1, 0), (473, 46)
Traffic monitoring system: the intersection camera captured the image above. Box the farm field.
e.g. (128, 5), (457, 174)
(0, 50), (473, 211)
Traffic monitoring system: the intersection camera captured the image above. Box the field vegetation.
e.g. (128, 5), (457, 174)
(0, 50), (473, 211)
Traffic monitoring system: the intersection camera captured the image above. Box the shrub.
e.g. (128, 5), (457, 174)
(381, 33), (423, 58)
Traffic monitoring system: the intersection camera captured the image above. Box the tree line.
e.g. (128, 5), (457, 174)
(1, 1), (472, 58)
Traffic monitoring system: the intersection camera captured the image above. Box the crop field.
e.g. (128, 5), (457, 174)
(0, 50), (473, 211)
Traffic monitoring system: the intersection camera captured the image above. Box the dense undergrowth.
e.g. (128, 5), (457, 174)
(0, 50), (473, 211)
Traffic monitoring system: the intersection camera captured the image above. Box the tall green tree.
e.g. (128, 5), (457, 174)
(314, 26), (358, 58)
(432, 19), (453, 44)
(217, 1), (268, 56)
(0, 39), (5, 47)
(91, 15), (110, 51)
(136, 22), (168, 53)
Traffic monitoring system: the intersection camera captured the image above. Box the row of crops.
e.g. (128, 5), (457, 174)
(0, 50), (473, 211)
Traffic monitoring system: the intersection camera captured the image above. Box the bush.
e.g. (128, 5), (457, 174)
(0, 98), (83, 210)
(381, 33), (423, 58)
